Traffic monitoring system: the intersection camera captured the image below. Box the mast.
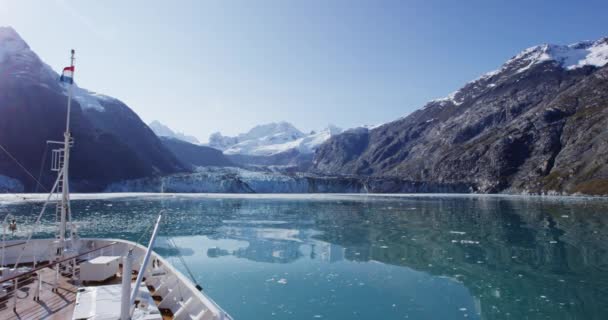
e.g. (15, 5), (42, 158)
(59, 49), (75, 247)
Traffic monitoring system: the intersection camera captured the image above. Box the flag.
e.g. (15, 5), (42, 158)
(60, 66), (74, 84)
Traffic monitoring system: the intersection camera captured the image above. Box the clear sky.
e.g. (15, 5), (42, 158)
(1, 0), (607, 142)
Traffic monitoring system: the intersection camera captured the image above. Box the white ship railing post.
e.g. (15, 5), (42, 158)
(121, 250), (134, 320)
(130, 214), (163, 317)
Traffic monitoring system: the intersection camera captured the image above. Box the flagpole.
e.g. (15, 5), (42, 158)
(59, 49), (75, 250)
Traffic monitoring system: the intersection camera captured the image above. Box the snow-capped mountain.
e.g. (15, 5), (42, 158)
(149, 120), (200, 144)
(0, 26), (185, 191)
(313, 36), (608, 195)
(0, 27), (114, 112)
(428, 37), (608, 107)
(209, 122), (342, 156)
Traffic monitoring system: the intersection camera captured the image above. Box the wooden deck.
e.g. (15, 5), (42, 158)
(0, 267), (78, 320)
(0, 263), (174, 320)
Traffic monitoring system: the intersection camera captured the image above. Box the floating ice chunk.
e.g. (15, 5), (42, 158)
(451, 239), (480, 245)
(449, 231), (467, 235)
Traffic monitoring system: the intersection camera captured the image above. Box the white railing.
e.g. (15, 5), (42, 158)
(0, 238), (233, 320)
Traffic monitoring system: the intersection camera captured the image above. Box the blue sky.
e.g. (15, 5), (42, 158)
(1, 0), (607, 141)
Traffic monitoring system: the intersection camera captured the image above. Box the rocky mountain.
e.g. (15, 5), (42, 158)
(159, 137), (233, 169)
(149, 120), (200, 144)
(0, 27), (186, 192)
(313, 37), (608, 195)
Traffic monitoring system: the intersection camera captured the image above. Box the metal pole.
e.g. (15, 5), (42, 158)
(54, 264), (59, 292)
(72, 258), (77, 281)
(34, 271), (41, 301)
(2, 223), (5, 267)
(13, 278), (18, 311)
(130, 214), (163, 316)
(60, 49), (75, 248)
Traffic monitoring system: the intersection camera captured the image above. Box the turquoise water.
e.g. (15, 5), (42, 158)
(2, 194), (608, 319)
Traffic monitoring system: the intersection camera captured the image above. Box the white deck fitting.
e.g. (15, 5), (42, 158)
(80, 256), (120, 282)
(72, 284), (162, 320)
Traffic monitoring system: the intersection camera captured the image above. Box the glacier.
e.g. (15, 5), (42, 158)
(104, 166), (472, 194)
(105, 167), (360, 193)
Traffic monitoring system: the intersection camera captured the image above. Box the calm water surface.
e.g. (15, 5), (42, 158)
(2, 194), (608, 319)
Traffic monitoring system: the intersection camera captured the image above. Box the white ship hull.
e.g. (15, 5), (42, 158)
(0, 237), (232, 320)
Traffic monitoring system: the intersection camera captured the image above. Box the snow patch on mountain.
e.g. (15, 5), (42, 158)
(427, 36), (608, 108)
(149, 120), (200, 144)
(430, 90), (463, 106)
(71, 87), (107, 112)
(0, 26), (57, 83)
(209, 122), (342, 156)
(0, 26), (108, 112)
(513, 38), (608, 73)
(0, 27), (27, 63)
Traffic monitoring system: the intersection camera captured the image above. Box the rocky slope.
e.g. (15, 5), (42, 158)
(159, 137), (233, 169)
(149, 120), (200, 144)
(313, 37), (608, 195)
(0, 27), (185, 191)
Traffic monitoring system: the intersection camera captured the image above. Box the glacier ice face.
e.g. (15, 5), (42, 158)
(104, 166), (473, 194)
(105, 167), (363, 193)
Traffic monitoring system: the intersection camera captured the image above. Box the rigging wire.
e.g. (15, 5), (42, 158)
(11, 169), (62, 269)
(0, 143), (49, 193)
(129, 216), (159, 252)
(158, 194), (203, 291)
(1, 143), (50, 249)
(23, 144), (50, 230)
(34, 144), (49, 194)
(167, 236), (202, 291)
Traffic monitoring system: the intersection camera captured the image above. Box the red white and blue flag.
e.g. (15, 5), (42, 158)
(60, 66), (74, 84)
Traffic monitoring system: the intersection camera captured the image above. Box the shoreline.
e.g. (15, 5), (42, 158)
(2, 192), (607, 205)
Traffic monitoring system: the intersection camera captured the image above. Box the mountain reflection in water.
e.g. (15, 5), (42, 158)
(3, 195), (608, 319)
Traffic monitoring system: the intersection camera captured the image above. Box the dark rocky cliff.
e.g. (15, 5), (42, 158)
(159, 137), (233, 169)
(313, 38), (608, 195)
(0, 27), (185, 191)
